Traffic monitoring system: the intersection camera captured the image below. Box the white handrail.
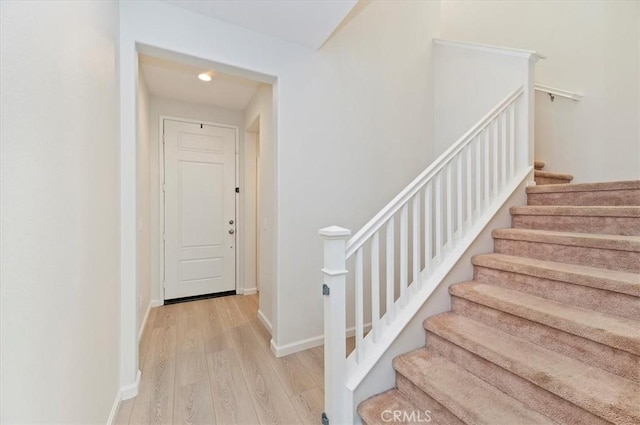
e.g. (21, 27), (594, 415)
(535, 84), (583, 101)
(345, 87), (524, 259)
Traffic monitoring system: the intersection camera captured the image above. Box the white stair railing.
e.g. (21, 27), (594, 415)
(320, 86), (533, 425)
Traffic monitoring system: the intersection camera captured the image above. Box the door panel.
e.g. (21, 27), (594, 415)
(179, 161), (224, 247)
(164, 119), (236, 300)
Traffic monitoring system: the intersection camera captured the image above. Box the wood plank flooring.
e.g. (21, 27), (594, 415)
(115, 294), (326, 425)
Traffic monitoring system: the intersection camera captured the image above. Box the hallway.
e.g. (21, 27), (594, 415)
(115, 295), (324, 424)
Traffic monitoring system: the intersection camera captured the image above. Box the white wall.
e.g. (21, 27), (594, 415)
(137, 63), (152, 336)
(0, 1), (121, 423)
(147, 96), (254, 302)
(433, 41), (537, 159)
(276, 0), (440, 350)
(244, 85), (275, 330)
(119, 0), (441, 359)
(441, 0), (640, 183)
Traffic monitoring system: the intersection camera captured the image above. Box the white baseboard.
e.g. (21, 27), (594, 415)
(150, 299), (164, 307)
(237, 286), (258, 295)
(270, 323), (372, 358)
(257, 309), (272, 333)
(121, 370), (141, 400)
(271, 334), (323, 357)
(106, 389), (122, 425)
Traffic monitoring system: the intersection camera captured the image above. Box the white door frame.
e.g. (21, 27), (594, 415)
(158, 116), (243, 301)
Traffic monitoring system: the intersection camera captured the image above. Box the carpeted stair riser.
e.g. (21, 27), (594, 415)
(513, 215), (640, 236)
(472, 253), (640, 296)
(473, 264), (640, 321)
(451, 297), (640, 382)
(394, 374), (465, 425)
(492, 230), (640, 273)
(494, 238), (640, 273)
(526, 181), (640, 206)
(528, 190), (640, 206)
(510, 207), (640, 236)
(424, 332), (608, 425)
(448, 282), (640, 356)
(425, 314), (640, 424)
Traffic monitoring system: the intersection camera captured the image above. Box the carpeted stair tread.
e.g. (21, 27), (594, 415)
(424, 313), (640, 425)
(492, 228), (640, 252)
(534, 170), (574, 181)
(510, 205), (640, 217)
(449, 281), (640, 355)
(534, 160), (545, 170)
(358, 389), (428, 425)
(393, 349), (557, 425)
(472, 253), (640, 297)
(527, 180), (640, 194)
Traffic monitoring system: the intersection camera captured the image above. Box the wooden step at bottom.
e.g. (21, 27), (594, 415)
(534, 170), (573, 185)
(424, 313), (640, 425)
(492, 228), (640, 273)
(393, 349), (556, 425)
(527, 180), (640, 206)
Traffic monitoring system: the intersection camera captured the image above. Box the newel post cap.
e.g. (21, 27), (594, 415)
(318, 226), (351, 238)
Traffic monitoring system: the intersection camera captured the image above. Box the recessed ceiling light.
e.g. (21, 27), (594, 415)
(198, 71), (214, 82)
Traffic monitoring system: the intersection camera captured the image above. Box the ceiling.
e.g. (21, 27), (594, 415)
(139, 54), (262, 110)
(163, 0), (358, 49)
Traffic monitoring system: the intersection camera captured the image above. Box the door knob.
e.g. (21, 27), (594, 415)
(228, 229), (235, 235)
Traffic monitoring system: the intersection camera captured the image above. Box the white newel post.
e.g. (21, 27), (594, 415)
(319, 225), (351, 425)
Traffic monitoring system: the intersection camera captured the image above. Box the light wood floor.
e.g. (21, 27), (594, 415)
(115, 294), (329, 425)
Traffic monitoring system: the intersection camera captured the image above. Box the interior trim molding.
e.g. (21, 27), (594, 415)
(239, 286), (258, 295)
(269, 323), (372, 358)
(257, 309), (273, 333)
(121, 370), (141, 401)
(106, 389), (122, 425)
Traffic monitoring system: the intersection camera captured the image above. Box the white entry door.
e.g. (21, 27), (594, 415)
(164, 119), (237, 300)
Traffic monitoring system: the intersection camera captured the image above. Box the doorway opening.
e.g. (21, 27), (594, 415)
(135, 51), (275, 337)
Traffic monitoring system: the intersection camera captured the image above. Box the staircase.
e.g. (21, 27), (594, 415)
(358, 176), (640, 425)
